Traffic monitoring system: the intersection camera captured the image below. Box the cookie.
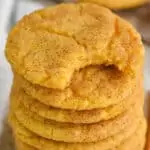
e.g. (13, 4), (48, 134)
(15, 121), (147, 150)
(16, 125), (146, 150)
(14, 69), (142, 110)
(9, 113), (144, 150)
(10, 94), (142, 143)
(78, 0), (147, 10)
(114, 119), (147, 150)
(6, 3), (144, 91)
(15, 139), (36, 150)
(11, 80), (142, 124)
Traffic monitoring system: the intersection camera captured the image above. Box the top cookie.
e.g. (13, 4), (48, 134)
(78, 0), (147, 10)
(6, 3), (144, 89)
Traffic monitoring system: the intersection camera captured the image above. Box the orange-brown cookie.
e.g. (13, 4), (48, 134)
(11, 79), (142, 124)
(15, 68), (142, 110)
(15, 139), (36, 150)
(114, 120), (147, 150)
(10, 92), (143, 143)
(16, 126), (146, 150)
(6, 4), (144, 110)
(78, 0), (148, 10)
(9, 113), (146, 150)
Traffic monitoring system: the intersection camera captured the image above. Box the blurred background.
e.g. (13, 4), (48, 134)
(0, 0), (150, 149)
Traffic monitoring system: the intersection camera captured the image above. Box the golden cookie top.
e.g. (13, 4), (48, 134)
(6, 3), (144, 89)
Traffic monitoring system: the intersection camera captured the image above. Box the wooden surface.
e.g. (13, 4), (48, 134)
(0, 120), (15, 150)
(145, 92), (150, 150)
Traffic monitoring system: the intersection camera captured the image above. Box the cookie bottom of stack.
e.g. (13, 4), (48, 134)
(15, 125), (146, 150)
(10, 113), (146, 150)
(10, 91), (142, 143)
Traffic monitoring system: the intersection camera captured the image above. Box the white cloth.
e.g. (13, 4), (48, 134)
(0, 0), (14, 134)
(144, 45), (150, 91)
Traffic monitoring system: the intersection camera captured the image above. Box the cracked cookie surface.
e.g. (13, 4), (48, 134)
(6, 3), (144, 90)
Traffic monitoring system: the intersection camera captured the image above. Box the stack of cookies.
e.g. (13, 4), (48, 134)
(5, 3), (147, 150)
